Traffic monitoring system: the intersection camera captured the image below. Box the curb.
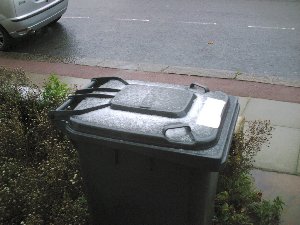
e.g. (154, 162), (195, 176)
(73, 58), (300, 88)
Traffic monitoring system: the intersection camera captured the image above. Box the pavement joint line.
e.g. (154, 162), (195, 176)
(253, 166), (300, 176)
(240, 97), (251, 115)
(249, 125), (300, 130)
(233, 71), (242, 80)
(160, 66), (169, 73)
(187, 72), (235, 80)
(96, 59), (105, 66)
(296, 144), (300, 175)
(243, 120), (300, 130)
(235, 75), (300, 88)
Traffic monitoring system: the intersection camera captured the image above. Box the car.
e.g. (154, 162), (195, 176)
(0, 0), (68, 51)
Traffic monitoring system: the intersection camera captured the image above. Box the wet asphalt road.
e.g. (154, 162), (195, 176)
(9, 0), (300, 81)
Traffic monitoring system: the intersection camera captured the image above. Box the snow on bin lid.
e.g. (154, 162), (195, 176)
(111, 84), (196, 118)
(67, 79), (231, 150)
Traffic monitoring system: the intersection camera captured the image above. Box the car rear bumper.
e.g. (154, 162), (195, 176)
(2, 0), (68, 38)
(11, 0), (66, 22)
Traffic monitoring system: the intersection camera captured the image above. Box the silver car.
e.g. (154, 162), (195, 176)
(0, 0), (68, 51)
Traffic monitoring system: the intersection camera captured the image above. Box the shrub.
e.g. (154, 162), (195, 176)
(213, 121), (284, 225)
(42, 74), (71, 107)
(0, 68), (88, 225)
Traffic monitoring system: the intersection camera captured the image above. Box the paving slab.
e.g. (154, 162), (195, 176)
(243, 98), (300, 129)
(251, 169), (300, 225)
(253, 126), (300, 174)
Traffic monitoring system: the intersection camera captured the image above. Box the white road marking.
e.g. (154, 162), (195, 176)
(180, 21), (217, 25)
(116, 18), (150, 22)
(62, 16), (90, 19)
(248, 25), (295, 30)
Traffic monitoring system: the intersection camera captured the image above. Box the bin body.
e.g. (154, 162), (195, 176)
(50, 77), (240, 225)
(74, 141), (218, 225)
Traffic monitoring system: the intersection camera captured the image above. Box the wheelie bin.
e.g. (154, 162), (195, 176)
(49, 77), (240, 225)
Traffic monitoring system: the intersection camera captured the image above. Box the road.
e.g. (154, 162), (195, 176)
(7, 0), (300, 81)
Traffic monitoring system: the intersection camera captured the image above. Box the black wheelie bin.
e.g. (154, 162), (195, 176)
(49, 77), (240, 225)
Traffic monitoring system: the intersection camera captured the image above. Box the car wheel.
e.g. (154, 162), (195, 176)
(0, 27), (11, 51)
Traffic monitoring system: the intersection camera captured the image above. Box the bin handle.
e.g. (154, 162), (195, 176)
(49, 77), (130, 131)
(91, 77), (129, 87)
(163, 123), (218, 147)
(162, 123), (196, 145)
(49, 93), (114, 121)
(190, 83), (209, 93)
(75, 87), (121, 94)
(69, 93), (115, 100)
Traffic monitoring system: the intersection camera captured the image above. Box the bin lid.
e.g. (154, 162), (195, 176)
(65, 78), (233, 150)
(110, 84), (196, 118)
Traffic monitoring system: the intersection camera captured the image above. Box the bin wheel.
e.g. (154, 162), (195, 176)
(0, 27), (11, 51)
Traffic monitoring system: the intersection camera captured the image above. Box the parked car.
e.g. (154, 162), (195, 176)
(0, 0), (68, 51)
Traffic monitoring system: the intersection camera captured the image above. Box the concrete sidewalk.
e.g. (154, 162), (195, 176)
(1, 57), (300, 225)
